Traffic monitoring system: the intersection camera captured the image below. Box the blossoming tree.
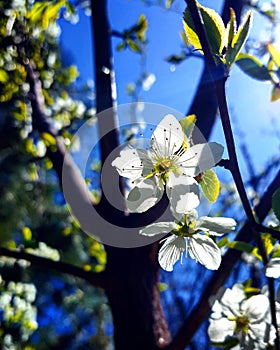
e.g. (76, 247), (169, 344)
(1, 0), (280, 349)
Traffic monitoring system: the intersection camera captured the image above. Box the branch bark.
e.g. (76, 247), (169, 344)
(0, 247), (107, 288)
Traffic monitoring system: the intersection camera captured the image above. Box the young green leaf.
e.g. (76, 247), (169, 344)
(0, 69), (9, 83)
(272, 187), (280, 222)
(199, 169), (220, 203)
(226, 11), (252, 67)
(267, 43), (280, 67)
(26, 2), (48, 23)
(227, 241), (262, 260)
(236, 53), (271, 81)
(179, 114), (196, 138)
(225, 8), (236, 49)
(41, 132), (56, 147)
(183, 2), (226, 56)
(127, 39), (141, 53)
(271, 84), (280, 102)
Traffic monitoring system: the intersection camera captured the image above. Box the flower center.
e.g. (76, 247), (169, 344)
(234, 315), (249, 334)
(156, 158), (173, 172)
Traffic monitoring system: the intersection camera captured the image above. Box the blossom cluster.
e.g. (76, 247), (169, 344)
(208, 283), (279, 349)
(0, 275), (38, 347)
(112, 114), (236, 271)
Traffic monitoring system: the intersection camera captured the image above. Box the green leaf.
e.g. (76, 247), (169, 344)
(225, 8), (236, 49)
(199, 169), (220, 203)
(183, 2), (226, 55)
(272, 188), (280, 222)
(271, 84), (280, 102)
(158, 282), (168, 292)
(267, 44), (280, 67)
(226, 11), (252, 67)
(236, 53), (271, 81)
(0, 69), (9, 83)
(26, 2), (48, 22)
(165, 0), (175, 9)
(262, 233), (276, 256)
(179, 114), (196, 138)
(117, 42), (126, 51)
(227, 241), (262, 260)
(127, 39), (141, 53)
(136, 14), (148, 42)
(41, 132), (56, 147)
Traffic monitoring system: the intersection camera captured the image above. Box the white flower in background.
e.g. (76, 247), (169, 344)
(112, 114), (224, 213)
(139, 209), (236, 271)
(265, 257), (280, 278)
(208, 283), (276, 349)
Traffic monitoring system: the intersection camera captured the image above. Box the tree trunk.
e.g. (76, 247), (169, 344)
(90, 1), (171, 348)
(105, 245), (171, 350)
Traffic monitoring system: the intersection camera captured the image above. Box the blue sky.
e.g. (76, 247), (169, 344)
(60, 0), (280, 182)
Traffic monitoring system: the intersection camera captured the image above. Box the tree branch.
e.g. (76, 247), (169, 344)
(0, 247), (107, 289)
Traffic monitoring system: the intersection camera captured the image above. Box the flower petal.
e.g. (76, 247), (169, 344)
(179, 142), (224, 177)
(242, 294), (270, 322)
(208, 318), (234, 343)
(139, 222), (178, 237)
(151, 114), (184, 157)
(112, 148), (153, 180)
(196, 216), (237, 235)
(158, 235), (186, 271)
(265, 258), (280, 279)
(189, 234), (221, 270)
(127, 177), (164, 213)
(167, 173), (200, 213)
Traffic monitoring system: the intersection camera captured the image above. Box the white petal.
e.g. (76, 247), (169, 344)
(179, 142), (224, 177)
(139, 222), (178, 237)
(242, 294), (270, 322)
(127, 177), (164, 213)
(158, 235), (186, 272)
(208, 318), (234, 342)
(265, 258), (280, 278)
(196, 217), (237, 235)
(218, 285), (245, 318)
(189, 234), (221, 270)
(112, 148), (153, 180)
(151, 114), (184, 157)
(167, 173), (200, 213)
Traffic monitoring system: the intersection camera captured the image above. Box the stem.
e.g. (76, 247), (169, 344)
(185, 1), (280, 349)
(186, 0), (255, 224)
(0, 247), (107, 288)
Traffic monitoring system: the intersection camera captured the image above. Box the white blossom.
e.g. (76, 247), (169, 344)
(208, 283), (276, 349)
(139, 209), (236, 271)
(112, 114), (223, 213)
(265, 257), (280, 278)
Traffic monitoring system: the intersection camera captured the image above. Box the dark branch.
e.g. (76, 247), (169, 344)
(0, 247), (107, 289)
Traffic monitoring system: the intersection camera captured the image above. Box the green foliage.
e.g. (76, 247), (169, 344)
(115, 14), (148, 54)
(184, 3), (225, 58)
(225, 11), (252, 67)
(236, 53), (271, 81)
(27, 0), (66, 29)
(199, 169), (220, 203)
(183, 2), (253, 70)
